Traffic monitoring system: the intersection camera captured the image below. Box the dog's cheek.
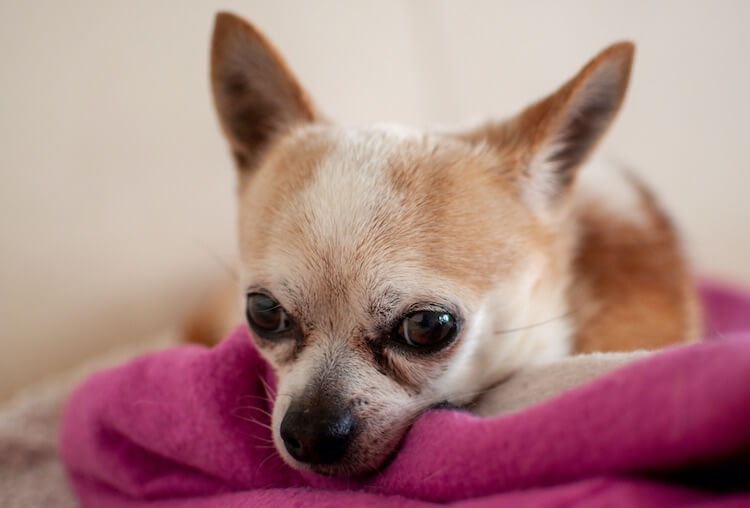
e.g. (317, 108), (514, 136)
(346, 384), (423, 468)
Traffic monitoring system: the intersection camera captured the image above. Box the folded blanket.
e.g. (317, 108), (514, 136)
(60, 283), (750, 507)
(0, 331), (178, 508)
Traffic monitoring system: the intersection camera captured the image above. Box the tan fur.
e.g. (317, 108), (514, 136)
(182, 279), (239, 346)
(183, 12), (701, 476)
(569, 179), (702, 352)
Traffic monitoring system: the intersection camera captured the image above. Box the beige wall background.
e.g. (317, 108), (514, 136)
(1, 0), (748, 399)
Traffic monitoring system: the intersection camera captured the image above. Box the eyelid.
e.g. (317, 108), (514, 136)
(259, 303), (282, 311)
(385, 313), (461, 355)
(246, 293), (279, 310)
(245, 287), (296, 314)
(378, 303), (461, 338)
(396, 302), (460, 325)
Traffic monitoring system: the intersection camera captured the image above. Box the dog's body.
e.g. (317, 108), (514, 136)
(187, 13), (701, 477)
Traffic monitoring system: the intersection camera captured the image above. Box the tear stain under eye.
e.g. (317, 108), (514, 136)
(365, 340), (392, 378)
(256, 321), (311, 365)
(258, 336), (304, 366)
(363, 339), (427, 394)
(363, 333), (462, 395)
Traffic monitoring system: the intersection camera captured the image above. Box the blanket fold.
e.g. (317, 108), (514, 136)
(60, 284), (750, 507)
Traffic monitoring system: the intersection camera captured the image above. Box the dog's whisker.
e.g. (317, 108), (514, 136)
(254, 441), (276, 449)
(236, 394), (273, 403)
(258, 376), (277, 399)
(233, 406), (273, 418)
(255, 450), (280, 476)
(245, 418), (273, 431)
(192, 239), (239, 282)
(254, 443), (277, 450)
(233, 414), (274, 432)
(234, 427), (264, 439)
(492, 309), (577, 336)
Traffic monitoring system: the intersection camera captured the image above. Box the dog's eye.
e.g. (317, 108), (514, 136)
(246, 293), (292, 336)
(396, 311), (458, 349)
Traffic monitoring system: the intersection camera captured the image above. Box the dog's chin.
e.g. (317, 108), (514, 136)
(275, 435), (404, 478)
(276, 449), (392, 478)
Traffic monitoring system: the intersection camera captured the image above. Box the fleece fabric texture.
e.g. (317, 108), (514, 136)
(60, 282), (750, 507)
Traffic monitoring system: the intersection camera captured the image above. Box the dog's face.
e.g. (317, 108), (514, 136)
(210, 13), (633, 476)
(236, 125), (567, 474)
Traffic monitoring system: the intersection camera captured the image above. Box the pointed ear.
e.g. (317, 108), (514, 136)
(210, 12), (316, 171)
(464, 42), (634, 213)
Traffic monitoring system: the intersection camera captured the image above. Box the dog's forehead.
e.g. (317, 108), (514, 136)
(286, 124), (417, 245)
(238, 123), (536, 322)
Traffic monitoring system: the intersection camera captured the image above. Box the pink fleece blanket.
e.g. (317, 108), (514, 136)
(61, 282), (750, 507)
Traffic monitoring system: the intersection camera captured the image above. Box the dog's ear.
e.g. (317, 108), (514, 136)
(210, 12), (316, 171)
(462, 42), (634, 215)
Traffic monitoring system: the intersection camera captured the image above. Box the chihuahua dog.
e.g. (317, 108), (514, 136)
(193, 12), (701, 477)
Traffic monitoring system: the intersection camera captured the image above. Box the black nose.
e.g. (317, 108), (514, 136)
(280, 406), (355, 465)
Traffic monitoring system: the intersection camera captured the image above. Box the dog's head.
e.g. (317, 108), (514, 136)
(210, 13), (633, 476)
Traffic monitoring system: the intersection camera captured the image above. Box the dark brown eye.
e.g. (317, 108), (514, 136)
(397, 311), (458, 349)
(246, 293), (292, 336)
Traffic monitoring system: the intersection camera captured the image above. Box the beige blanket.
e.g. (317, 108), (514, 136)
(0, 332), (178, 508)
